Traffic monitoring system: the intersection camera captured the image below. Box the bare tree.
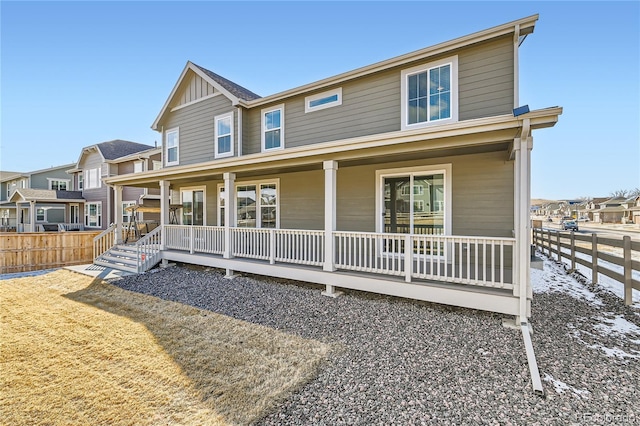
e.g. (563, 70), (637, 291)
(610, 189), (629, 198)
(630, 188), (640, 197)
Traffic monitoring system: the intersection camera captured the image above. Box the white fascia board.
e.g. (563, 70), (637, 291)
(152, 62), (240, 131)
(105, 147), (162, 164)
(106, 106), (561, 187)
(239, 15), (539, 109)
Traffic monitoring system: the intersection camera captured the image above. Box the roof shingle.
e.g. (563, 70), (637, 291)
(192, 63), (261, 101)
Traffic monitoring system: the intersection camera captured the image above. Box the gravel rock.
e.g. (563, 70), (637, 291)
(112, 262), (640, 425)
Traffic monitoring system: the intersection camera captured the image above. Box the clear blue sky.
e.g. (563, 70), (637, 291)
(1, 1), (638, 200)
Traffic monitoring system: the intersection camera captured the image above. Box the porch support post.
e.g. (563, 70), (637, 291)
(114, 185), (123, 244)
(223, 173), (236, 277)
(159, 180), (170, 252)
(29, 201), (36, 232)
(322, 160), (341, 298)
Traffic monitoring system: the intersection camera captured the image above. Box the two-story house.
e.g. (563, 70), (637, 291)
(104, 14), (561, 313)
(66, 140), (162, 231)
(103, 12), (560, 361)
(1, 164), (81, 232)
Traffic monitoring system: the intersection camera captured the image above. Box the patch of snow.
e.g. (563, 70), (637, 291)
(554, 246), (640, 306)
(542, 373), (591, 399)
(594, 314), (640, 338)
(568, 322), (640, 360)
(531, 257), (603, 306)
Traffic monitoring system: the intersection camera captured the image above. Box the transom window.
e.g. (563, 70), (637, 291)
(401, 56), (458, 130)
(215, 112), (234, 158)
(261, 105), (284, 151)
(165, 128), (179, 166)
(305, 88), (342, 113)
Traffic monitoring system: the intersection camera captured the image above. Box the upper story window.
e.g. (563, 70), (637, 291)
(48, 179), (70, 191)
(77, 173), (83, 190)
(84, 168), (101, 189)
(305, 88), (342, 113)
(400, 56), (458, 131)
(214, 112), (234, 158)
(261, 105), (284, 152)
(134, 161), (144, 173)
(165, 128), (179, 166)
(152, 160), (162, 171)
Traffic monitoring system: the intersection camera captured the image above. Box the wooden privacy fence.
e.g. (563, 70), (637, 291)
(0, 231), (100, 274)
(532, 228), (640, 305)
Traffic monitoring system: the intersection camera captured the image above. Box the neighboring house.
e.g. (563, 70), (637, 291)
(627, 196), (640, 224)
(584, 197), (608, 222)
(593, 196), (627, 224)
(104, 13), (562, 328)
(66, 140), (162, 231)
(0, 164), (79, 232)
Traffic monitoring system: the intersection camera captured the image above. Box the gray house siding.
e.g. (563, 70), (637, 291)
(335, 151), (514, 237)
(79, 150), (109, 229)
(30, 167), (72, 190)
(163, 95), (238, 167)
(163, 35), (514, 161)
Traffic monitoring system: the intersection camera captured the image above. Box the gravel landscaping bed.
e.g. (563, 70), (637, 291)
(112, 258), (640, 425)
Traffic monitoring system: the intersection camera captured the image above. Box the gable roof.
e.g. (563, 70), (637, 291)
(71, 140), (155, 171)
(96, 140), (155, 160)
(0, 171), (27, 182)
(152, 62), (260, 130)
(192, 63), (261, 102)
(9, 188), (84, 203)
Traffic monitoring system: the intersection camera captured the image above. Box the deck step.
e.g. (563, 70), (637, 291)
(94, 258), (138, 273)
(100, 253), (138, 267)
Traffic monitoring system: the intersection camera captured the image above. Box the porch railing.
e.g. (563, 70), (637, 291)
(165, 225), (224, 255)
(93, 224), (116, 260)
(135, 226), (162, 273)
(162, 225), (515, 289)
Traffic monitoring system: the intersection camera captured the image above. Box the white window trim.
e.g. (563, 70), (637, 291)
(47, 178), (71, 191)
(165, 127), (180, 166)
(84, 201), (102, 228)
(375, 164), (452, 235)
(180, 185), (207, 226)
(400, 55), (458, 131)
(261, 104), (284, 152)
(214, 111), (234, 159)
(84, 167), (102, 189)
(218, 179), (280, 228)
(77, 173), (83, 190)
(305, 87), (342, 113)
(133, 160), (144, 174)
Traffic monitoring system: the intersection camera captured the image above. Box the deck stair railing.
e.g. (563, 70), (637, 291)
(135, 226), (163, 273)
(93, 224), (117, 260)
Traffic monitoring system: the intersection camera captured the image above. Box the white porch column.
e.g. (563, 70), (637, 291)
(29, 201), (36, 232)
(114, 185), (123, 244)
(223, 173), (236, 260)
(159, 180), (170, 251)
(322, 160), (342, 297)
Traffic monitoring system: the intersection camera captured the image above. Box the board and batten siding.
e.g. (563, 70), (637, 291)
(163, 94), (238, 167)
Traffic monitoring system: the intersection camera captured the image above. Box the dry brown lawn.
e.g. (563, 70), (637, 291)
(1, 269), (330, 425)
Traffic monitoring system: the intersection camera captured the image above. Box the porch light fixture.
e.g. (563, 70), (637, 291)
(513, 105), (530, 117)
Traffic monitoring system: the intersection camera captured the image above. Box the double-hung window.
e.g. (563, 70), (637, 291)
(77, 173), (83, 190)
(261, 105), (284, 151)
(84, 168), (101, 189)
(401, 56), (458, 130)
(165, 128), (179, 166)
(214, 112), (234, 158)
(85, 202), (102, 228)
